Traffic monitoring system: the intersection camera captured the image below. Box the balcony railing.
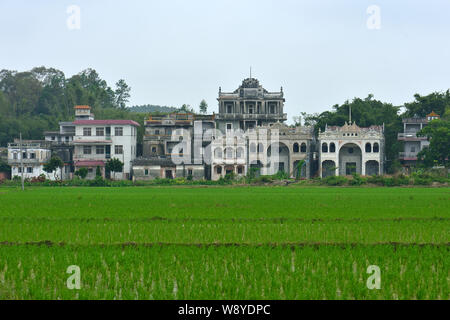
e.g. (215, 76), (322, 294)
(397, 133), (427, 140)
(215, 113), (288, 120)
(399, 152), (419, 159)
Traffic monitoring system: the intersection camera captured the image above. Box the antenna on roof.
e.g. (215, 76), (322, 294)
(349, 105), (352, 123)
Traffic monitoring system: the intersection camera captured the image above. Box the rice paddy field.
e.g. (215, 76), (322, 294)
(0, 186), (448, 300)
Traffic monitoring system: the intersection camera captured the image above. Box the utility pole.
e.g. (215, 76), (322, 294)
(19, 132), (24, 191)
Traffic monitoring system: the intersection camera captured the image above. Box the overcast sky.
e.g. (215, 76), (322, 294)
(1, 0), (450, 122)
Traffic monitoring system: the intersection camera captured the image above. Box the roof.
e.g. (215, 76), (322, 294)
(73, 120), (140, 127)
(74, 160), (105, 167)
(427, 111), (440, 117)
(74, 105), (91, 109)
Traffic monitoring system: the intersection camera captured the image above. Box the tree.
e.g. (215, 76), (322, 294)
(404, 91), (450, 118)
(295, 160), (305, 180)
(292, 116), (302, 127)
(199, 99), (208, 114)
(74, 167), (88, 179)
(106, 158), (124, 180)
(417, 119), (450, 168)
(115, 79), (131, 109)
(43, 156), (64, 181)
(96, 166), (102, 177)
(179, 104), (193, 113)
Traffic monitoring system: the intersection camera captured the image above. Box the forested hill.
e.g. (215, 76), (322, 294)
(128, 105), (177, 113)
(0, 67), (148, 147)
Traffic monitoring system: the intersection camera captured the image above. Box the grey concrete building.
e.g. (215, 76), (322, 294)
(135, 113), (216, 180)
(398, 111), (439, 172)
(216, 77), (287, 133)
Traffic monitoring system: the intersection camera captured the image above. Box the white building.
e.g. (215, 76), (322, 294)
(318, 121), (385, 177)
(72, 106), (139, 180)
(7, 140), (61, 180)
(210, 122), (315, 180)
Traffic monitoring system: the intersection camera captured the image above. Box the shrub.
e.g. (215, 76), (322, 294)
(322, 176), (348, 186)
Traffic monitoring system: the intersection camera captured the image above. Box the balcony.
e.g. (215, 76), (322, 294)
(215, 113), (288, 121)
(397, 133), (428, 141)
(8, 158), (47, 165)
(399, 152), (419, 160)
(72, 136), (113, 144)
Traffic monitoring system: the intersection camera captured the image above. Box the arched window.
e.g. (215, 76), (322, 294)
(250, 143), (256, 153)
(257, 143), (264, 153)
(365, 143), (372, 153)
(322, 143), (328, 153)
(329, 143), (335, 153)
(214, 148), (222, 159)
(225, 147), (233, 159)
(373, 143), (379, 153)
(236, 147), (244, 158)
(300, 143), (307, 153)
(293, 143), (299, 153)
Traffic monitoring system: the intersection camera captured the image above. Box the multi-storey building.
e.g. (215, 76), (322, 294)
(134, 113), (215, 180)
(210, 122), (315, 180)
(398, 111), (439, 171)
(318, 121), (385, 177)
(216, 77), (287, 133)
(44, 121), (75, 180)
(72, 106), (139, 179)
(7, 140), (56, 179)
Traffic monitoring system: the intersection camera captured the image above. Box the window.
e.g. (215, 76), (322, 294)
(236, 148), (244, 159)
(322, 143), (328, 153)
(410, 146), (416, 153)
(301, 143), (307, 153)
(225, 148), (233, 159)
(188, 169), (193, 176)
(51, 136), (55, 141)
(257, 143), (264, 153)
(217, 166), (222, 174)
(96, 146), (104, 154)
(270, 105), (275, 114)
(30, 153), (36, 159)
(293, 143), (299, 153)
(115, 145), (123, 154)
(13, 152), (17, 160)
(250, 143), (256, 153)
(18, 167), (22, 173)
(88, 168), (93, 173)
(151, 147), (157, 153)
(23, 152), (27, 159)
(226, 123), (232, 132)
(83, 128), (91, 136)
(83, 146), (91, 155)
(155, 130), (160, 135)
(144, 169), (149, 176)
(373, 143), (379, 153)
(237, 167), (243, 174)
(27, 167), (33, 173)
(214, 148), (222, 159)
(365, 143), (372, 153)
(227, 105), (232, 114)
(115, 127), (123, 136)
(96, 127), (104, 136)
